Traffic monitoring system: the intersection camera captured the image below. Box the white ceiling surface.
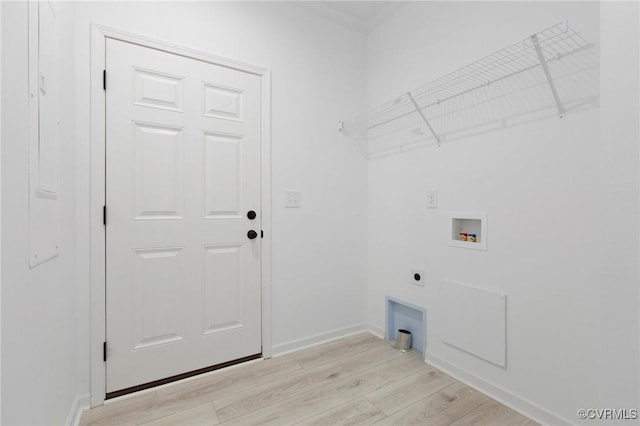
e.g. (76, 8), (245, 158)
(293, 1), (404, 34)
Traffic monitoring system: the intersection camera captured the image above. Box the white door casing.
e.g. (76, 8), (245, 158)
(93, 31), (271, 397)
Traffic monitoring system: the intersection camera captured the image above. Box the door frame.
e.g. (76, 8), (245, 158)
(89, 24), (272, 407)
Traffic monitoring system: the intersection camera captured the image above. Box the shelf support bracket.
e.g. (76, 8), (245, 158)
(407, 92), (441, 146)
(530, 34), (565, 118)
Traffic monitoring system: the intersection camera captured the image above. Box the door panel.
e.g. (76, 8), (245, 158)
(134, 68), (184, 112)
(132, 247), (186, 350)
(204, 132), (243, 218)
(203, 244), (244, 334)
(203, 83), (244, 121)
(133, 123), (185, 220)
(106, 39), (262, 393)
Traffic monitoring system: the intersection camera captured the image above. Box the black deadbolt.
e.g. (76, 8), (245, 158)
(247, 230), (258, 239)
(247, 210), (257, 220)
(414, 273), (421, 281)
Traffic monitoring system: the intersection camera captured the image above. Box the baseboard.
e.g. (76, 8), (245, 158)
(271, 323), (371, 356)
(425, 353), (572, 426)
(367, 322), (384, 339)
(66, 393), (90, 426)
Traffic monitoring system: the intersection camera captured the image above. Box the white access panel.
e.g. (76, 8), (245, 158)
(28, 0), (60, 268)
(440, 281), (506, 367)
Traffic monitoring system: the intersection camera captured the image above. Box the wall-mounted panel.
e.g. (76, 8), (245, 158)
(203, 132), (243, 219)
(203, 245), (244, 335)
(28, 0), (60, 267)
(132, 247), (186, 349)
(36, 0), (59, 194)
(440, 281), (506, 367)
(133, 123), (184, 220)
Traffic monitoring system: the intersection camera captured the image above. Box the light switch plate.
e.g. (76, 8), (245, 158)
(426, 190), (438, 209)
(285, 190), (301, 208)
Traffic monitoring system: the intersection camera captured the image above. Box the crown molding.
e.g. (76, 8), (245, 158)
(290, 1), (405, 35)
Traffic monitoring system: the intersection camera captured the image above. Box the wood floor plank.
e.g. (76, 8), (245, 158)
(81, 375), (237, 426)
(366, 366), (455, 415)
(214, 342), (403, 423)
(374, 381), (488, 426)
(155, 356), (302, 400)
(80, 334), (537, 426)
(83, 357), (297, 424)
(449, 399), (532, 426)
(385, 350), (427, 375)
(139, 402), (218, 426)
(295, 397), (387, 426)
(225, 362), (407, 425)
(291, 332), (381, 370)
(80, 391), (159, 426)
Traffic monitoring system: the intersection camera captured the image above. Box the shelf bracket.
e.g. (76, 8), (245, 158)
(407, 92), (441, 146)
(530, 34), (565, 118)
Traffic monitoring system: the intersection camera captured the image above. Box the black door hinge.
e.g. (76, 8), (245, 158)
(103, 205), (107, 226)
(103, 342), (107, 362)
(103, 70), (106, 90)
(261, 230), (264, 238)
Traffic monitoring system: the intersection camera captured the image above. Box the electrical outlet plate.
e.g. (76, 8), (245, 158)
(427, 190), (438, 209)
(411, 269), (425, 287)
(285, 190), (301, 208)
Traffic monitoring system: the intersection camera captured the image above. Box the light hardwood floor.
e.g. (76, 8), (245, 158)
(80, 333), (537, 426)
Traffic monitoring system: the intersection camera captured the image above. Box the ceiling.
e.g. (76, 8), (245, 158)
(293, 1), (404, 34)
(323, 1), (395, 23)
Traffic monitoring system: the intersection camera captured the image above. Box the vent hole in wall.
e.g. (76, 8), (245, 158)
(386, 296), (426, 354)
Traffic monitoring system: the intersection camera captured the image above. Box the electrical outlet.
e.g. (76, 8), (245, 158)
(426, 190), (438, 209)
(285, 190), (301, 208)
(411, 269), (425, 287)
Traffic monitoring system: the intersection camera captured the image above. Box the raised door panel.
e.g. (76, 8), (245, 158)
(203, 83), (243, 121)
(203, 132), (243, 219)
(203, 245), (244, 335)
(132, 247), (186, 350)
(134, 68), (184, 112)
(133, 123), (184, 220)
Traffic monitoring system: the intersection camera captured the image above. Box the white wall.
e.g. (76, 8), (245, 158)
(365, 1), (638, 424)
(0, 0), (3, 421)
(1, 2), (79, 425)
(73, 0), (368, 404)
(598, 1), (640, 417)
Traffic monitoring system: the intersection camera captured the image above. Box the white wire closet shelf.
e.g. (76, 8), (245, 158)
(340, 21), (600, 159)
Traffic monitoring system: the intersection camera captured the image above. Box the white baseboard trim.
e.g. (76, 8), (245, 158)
(271, 323), (371, 356)
(66, 393), (90, 426)
(367, 323), (384, 339)
(425, 352), (572, 426)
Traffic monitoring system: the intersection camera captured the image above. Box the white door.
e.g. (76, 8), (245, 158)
(105, 39), (262, 393)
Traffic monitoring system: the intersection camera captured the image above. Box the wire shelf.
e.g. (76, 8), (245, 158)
(340, 21), (599, 159)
